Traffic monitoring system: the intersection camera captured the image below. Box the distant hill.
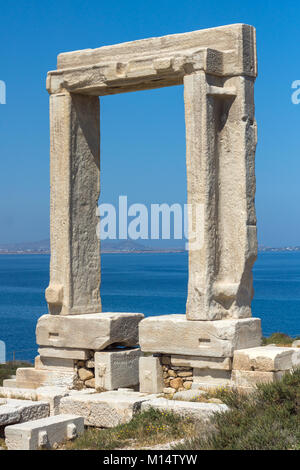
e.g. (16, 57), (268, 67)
(0, 238), (185, 254)
(101, 239), (152, 252)
(1, 239), (299, 254)
(0, 239), (50, 253)
(258, 245), (300, 253)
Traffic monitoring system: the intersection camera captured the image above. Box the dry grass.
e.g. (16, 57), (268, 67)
(63, 408), (196, 450)
(262, 332), (300, 346)
(174, 369), (300, 450)
(0, 361), (32, 386)
(0, 437), (6, 449)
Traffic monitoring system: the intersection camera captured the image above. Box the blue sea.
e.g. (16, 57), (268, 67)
(0, 252), (300, 363)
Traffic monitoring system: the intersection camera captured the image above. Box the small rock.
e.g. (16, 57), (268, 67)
(86, 360), (95, 368)
(168, 369), (177, 377)
(208, 398), (223, 404)
(78, 368), (94, 382)
(173, 389), (206, 401)
(163, 387), (176, 395)
(85, 378), (95, 388)
(183, 381), (192, 390)
(178, 371), (193, 377)
(170, 377), (183, 389)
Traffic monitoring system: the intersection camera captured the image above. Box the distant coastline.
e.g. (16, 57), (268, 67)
(0, 239), (300, 256)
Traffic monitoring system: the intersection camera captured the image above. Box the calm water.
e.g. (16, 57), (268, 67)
(0, 252), (300, 362)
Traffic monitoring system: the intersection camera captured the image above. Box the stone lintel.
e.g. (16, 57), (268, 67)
(47, 24), (257, 95)
(139, 315), (262, 357)
(47, 48), (225, 95)
(57, 24), (256, 74)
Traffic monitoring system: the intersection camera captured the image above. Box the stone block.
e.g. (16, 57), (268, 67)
(95, 348), (141, 391)
(141, 397), (228, 422)
(193, 368), (232, 387)
(16, 368), (77, 390)
(0, 399), (50, 426)
(35, 356), (75, 371)
(173, 389), (206, 401)
(59, 390), (158, 427)
(231, 369), (285, 388)
(36, 387), (70, 415)
(0, 386), (68, 416)
(69, 388), (96, 396)
(38, 347), (90, 360)
(139, 356), (164, 394)
(49, 25), (257, 98)
(36, 312), (144, 350)
(5, 414), (84, 450)
(171, 355), (232, 370)
(0, 387), (37, 401)
(233, 346), (300, 372)
(2, 379), (17, 388)
(139, 315), (261, 357)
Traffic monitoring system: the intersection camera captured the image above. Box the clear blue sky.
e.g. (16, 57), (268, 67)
(0, 0), (299, 246)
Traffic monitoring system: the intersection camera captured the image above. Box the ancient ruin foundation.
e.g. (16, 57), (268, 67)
(15, 24), (275, 393)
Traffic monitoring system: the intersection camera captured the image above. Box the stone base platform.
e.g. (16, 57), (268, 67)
(14, 312), (144, 392)
(138, 315), (263, 393)
(14, 348), (142, 392)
